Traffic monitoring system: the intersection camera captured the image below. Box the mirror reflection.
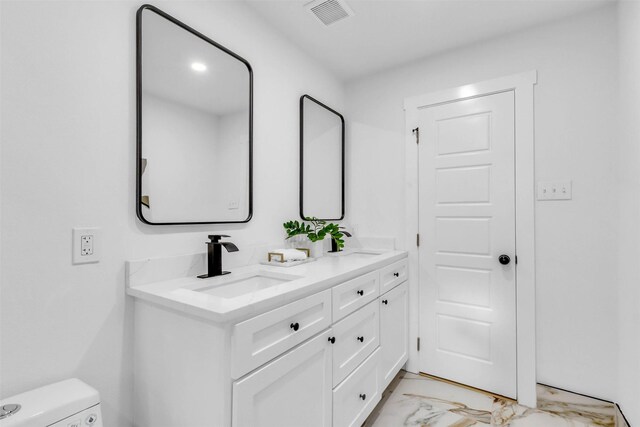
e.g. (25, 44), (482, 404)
(300, 95), (345, 220)
(137, 6), (252, 224)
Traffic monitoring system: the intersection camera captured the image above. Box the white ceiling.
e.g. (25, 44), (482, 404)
(245, 0), (615, 80)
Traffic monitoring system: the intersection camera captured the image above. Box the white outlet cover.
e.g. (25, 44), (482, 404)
(73, 227), (100, 264)
(537, 180), (572, 201)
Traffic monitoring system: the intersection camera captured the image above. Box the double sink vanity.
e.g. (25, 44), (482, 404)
(131, 6), (404, 426)
(127, 248), (408, 427)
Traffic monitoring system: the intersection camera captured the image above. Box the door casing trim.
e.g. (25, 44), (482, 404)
(403, 70), (537, 407)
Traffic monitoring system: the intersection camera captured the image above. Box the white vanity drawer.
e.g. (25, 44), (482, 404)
(331, 301), (379, 386)
(332, 348), (380, 427)
(379, 259), (408, 295)
(231, 289), (332, 379)
(332, 271), (379, 322)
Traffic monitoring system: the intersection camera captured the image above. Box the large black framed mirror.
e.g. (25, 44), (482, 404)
(300, 95), (345, 221)
(136, 5), (253, 225)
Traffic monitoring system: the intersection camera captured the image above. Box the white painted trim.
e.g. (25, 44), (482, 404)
(403, 70), (538, 408)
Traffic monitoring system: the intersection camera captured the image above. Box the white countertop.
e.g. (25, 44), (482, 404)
(126, 249), (407, 323)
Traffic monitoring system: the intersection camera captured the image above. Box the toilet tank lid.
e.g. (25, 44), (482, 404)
(0, 378), (100, 427)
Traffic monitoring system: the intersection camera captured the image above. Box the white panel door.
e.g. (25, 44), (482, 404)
(418, 91), (517, 399)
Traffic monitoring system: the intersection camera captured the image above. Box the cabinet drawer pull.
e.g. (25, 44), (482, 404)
(382, 299), (388, 305)
(356, 290), (364, 296)
(290, 322), (300, 332)
(328, 336), (336, 344)
(393, 272), (400, 277)
(359, 393), (366, 401)
(357, 336), (364, 343)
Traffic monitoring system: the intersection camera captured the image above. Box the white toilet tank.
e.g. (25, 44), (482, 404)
(0, 378), (102, 427)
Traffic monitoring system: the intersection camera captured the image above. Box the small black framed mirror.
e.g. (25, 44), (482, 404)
(136, 5), (253, 225)
(300, 95), (345, 221)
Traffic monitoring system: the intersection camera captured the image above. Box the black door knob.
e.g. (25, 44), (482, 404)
(499, 255), (511, 265)
(359, 394), (366, 400)
(356, 290), (364, 296)
(290, 322), (300, 331)
(382, 299), (388, 305)
(393, 272), (399, 277)
(357, 336), (364, 342)
(328, 336), (335, 344)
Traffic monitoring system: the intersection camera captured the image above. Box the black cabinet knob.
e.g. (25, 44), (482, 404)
(382, 299), (388, 305)
(357, 336), (364, 342)
(499, 254), (511, 265)
(290, 322), (300, 331)
(328, 336), (335, 344)
(359, 394), (366, 400)
(393, 272), (400, 277)
(356, 290), (364, 296)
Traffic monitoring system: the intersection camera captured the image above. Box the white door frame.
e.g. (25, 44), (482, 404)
(403, 70), (537, 408)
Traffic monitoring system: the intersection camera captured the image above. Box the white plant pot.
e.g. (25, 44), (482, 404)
(309, 240), (325, 258)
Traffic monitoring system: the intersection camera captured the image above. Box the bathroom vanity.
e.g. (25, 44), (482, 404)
(127, 250), (408, 427)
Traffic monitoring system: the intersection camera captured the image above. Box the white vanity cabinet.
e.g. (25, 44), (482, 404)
(229, 262), (407, 427)
(130, 252), (408, 427)
(332, 271), (379, 321)
(331, 300), (380, 385)
(332, 349), (381, 427)
(379, 259), (408, 295)
(232, 330), (333, 427)
(379, 280), (409, 390)
(231, 289), (332, 379)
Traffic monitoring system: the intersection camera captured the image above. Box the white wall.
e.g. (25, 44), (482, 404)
(143, 94), (227, 223)
(345, 6), (620, 400)
(0, 1), (343, 425)
(216, 109), (250, 220)
(302, 98), (343, 219)
(617, 1), (640, 424)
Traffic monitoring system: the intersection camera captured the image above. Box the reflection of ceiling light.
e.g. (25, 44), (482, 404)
(191, 62), (207, 72)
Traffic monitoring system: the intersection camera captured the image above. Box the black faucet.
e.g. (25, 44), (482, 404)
(197, 235), (239, 279)
(329, 230), (352, 253)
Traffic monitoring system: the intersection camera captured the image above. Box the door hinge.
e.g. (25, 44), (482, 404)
(412, 127), (419, 144)
(417, 337), (421, 352)
(515, 255), (518, 264)
(417, 234), (420, 247)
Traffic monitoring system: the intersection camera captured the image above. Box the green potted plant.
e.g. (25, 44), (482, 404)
(283, 217), (351, 257)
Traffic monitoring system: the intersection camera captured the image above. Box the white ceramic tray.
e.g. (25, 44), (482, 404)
(259, 258), (317, 268)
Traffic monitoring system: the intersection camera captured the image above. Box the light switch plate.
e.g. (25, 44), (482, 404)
(73, 227), (100, 264)
(537, 180), (572, 200)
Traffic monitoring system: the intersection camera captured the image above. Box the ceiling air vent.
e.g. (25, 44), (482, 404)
(306, 0), (354, 26)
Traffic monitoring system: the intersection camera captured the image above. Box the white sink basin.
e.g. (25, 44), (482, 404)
(326, 249), (384, 259)
(191, 270), (302, 299)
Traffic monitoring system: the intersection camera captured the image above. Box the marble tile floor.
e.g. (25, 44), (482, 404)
(364, 371), (628, 427)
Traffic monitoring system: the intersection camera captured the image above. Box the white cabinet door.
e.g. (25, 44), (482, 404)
(379, 281), (408, 391)
(233, 330), (333, 427)
(332, 271), (379, 322)
(379, 259), (408, 295)
(332, 349), (380, 427)
(332, 300), (379, 386)
(232, 289), (332, 379)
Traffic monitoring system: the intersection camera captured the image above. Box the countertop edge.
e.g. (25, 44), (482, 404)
(126, 250), (408, 323)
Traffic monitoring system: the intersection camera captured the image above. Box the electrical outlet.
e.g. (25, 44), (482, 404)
(228, 200), (239, 210)
(81, 235), (93, 256)
(73, 227), (100, 264)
